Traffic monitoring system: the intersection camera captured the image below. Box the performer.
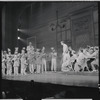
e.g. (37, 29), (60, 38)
(26, 42), (34, 54)
(28, 48), (35, 74)
(74, 49), (86, 72)
(41, 47), (47, 73)
(69, 50), (77, 70)
(6, 48), (12, 75)
(20, 49), (27, 75)
(51, 47), (57, 72)
(88, 47), (99, 71)
(60, 41), (68, 53)
(61, 41), (71, 71)
(35, 49), (42, 73)
(12, 47), (20, 75)
(61, 50), (71, 72)
(85, 47), (97, 71)
(2, 51), (6, 75)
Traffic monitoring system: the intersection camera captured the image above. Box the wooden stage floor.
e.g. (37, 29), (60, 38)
(2, 71), (99, 88)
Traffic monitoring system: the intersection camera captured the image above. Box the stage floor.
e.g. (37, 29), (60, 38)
(2, 71), (99, 88)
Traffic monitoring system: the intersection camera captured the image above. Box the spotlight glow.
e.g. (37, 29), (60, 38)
(18, 37), (20, 40)
(17, 29), (20, 31)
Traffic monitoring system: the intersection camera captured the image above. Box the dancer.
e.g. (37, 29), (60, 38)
(6, 48), (12, 75)
(74, 49), (86, 72)
(12, 47), (20, 75)
(26, 42), (34, 54)
(91, 47), (99, 71)
(87, 47), (99, 71)
(35, 49), (42, 73)
(2, 51), (6, 75)
(20, 49), (27, 75)
(28, 51), (35, 74)
(61, 50), (71, 72)
(60, 41), (68, 53)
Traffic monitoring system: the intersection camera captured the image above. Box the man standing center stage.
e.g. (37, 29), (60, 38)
(60, 41), (69, 71)
(51, 47), (57, 72)
(60, 41), (68, 54)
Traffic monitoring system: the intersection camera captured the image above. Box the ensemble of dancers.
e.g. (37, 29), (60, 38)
(2, 41), (99, 76)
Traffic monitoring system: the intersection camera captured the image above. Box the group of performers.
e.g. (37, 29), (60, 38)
(2, 42), (57, 75)
(2, 41), (99, 76)
(60, 41), (99, 72)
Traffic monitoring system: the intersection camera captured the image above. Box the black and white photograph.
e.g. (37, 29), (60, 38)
(0, 0), (99, 100)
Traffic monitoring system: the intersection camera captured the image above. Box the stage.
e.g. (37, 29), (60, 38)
(2, 71), (99, 88)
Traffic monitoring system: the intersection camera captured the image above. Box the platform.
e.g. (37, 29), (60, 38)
(2, 71), (99, 88)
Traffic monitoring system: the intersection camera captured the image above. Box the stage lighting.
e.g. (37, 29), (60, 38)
(17, 29), (20, 31)
(18, 37), (20, 40)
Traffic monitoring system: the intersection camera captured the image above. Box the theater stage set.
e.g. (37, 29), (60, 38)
(2, 71), (99, 100)
(1, 2), (99, 100)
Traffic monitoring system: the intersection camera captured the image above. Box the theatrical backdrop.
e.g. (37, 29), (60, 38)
(2, 2), (98, 70)
(1, 1), (99, 100)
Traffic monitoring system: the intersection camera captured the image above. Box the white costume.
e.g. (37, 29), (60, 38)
(28, 51), (35, 74)
(2, 56), (6, 75)
(61, 42), (70, 71)
(6, 54), (12, 75)
(61, 52), (71, 72)
(51, 51), (57, 72)
(27, 45), (34, 54)
(35, 50), (42, 73)
(62, 44), (68, 53)
(13, 54), (19, 75)
(74, 51), (86, 72)
(21, 53), (27, 75)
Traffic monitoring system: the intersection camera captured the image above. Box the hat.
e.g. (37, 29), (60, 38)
(37, 48), (40, 51)
(23, 47), (25, 50)
(51, 47), (54, 50)
(90, 47), (94, 49)
(21, 49), (25, 52)
(15, 51), (18, 54)
(42, 47), (45, 50)
(15, 47), (18, 50)
(4, 51), (6, 53)
(8, 48), (11, 52)
(60, 41), (64, 43)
